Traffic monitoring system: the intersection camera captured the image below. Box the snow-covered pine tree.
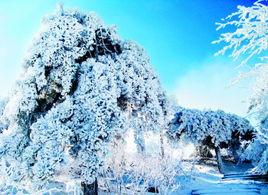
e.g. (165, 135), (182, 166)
(213, 0), (268, 174)
(0, 6), (168, 192)
(168, 107), (254, 164)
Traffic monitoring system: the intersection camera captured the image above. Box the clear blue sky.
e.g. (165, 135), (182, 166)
(0, 0), (258, 115)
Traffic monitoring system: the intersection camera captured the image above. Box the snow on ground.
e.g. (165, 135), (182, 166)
(175, 163), (268, 195)
(1, 162), (267, 194)
(0, 133), (267, 194)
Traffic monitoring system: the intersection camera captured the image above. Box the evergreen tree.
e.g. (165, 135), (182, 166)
(0, 7), (168, 191)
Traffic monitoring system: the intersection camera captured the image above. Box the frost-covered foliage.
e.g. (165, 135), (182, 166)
(100, 139), (181, 194)
(246, 65), (268, 173)
(241, 117), (268, 173)
(240, 139), (267, 173)
(214, 0), (268, 174)
(212, 0), (268, 66)
(213, 0), (268, 125)
(0, 6), (168, 190)
(0, 98), (7, 132)
(168, 107), (254, 159)
(248, 63), (268, 152)
(0, 99), (5, 116)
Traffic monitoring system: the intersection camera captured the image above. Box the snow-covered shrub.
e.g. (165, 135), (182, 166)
(214, 0), (268, 173)
(245, 68), (268, 173)
(168, 107), (255, 160)
(242, 134), (268, 174)
(241, 139), (266, 164)
(0, 6), (168, 191)
(100, 138), (181, 194)
(240, 125), (267, 174)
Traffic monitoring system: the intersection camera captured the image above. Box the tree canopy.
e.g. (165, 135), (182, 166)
(0, 7), (168, 189)
(168, 107), (254, 160)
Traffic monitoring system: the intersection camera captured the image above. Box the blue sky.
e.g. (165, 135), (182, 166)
(0, 0), (257, 116)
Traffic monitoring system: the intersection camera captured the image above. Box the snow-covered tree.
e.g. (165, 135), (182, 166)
(213, 0), (268, 174)
(0, 7), (168, 191)
(212, 0), (267, 66)
(0, 98), (5, 118)
(167, 107), (254, 162)
(0, 98), (7, 132)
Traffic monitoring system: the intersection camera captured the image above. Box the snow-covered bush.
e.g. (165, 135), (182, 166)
(213, 0), (268, 174)
(0, 6), (168, 191)
(168, 107), (254, 160)
(240, 139), (266, 163)
(100, 138), (181, 194)
(246, 66), (268, 173)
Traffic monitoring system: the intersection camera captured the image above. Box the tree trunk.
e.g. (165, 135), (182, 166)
(230, 141), (241, 162)
(197, 145), (213, 158)
(215, 147), (224, 174)
(134, 129), (145, 154)
(81, 178), (98, 195)
(160, 131), (165, 157)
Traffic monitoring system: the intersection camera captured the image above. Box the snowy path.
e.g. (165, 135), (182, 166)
(191, 187), (261, 195)
(189, 172), (268, 195)
(191, 180), (265, 195)
(169, 163), (268, 195)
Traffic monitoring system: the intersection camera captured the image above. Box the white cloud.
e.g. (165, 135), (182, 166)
(171, 60), (251, 116)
